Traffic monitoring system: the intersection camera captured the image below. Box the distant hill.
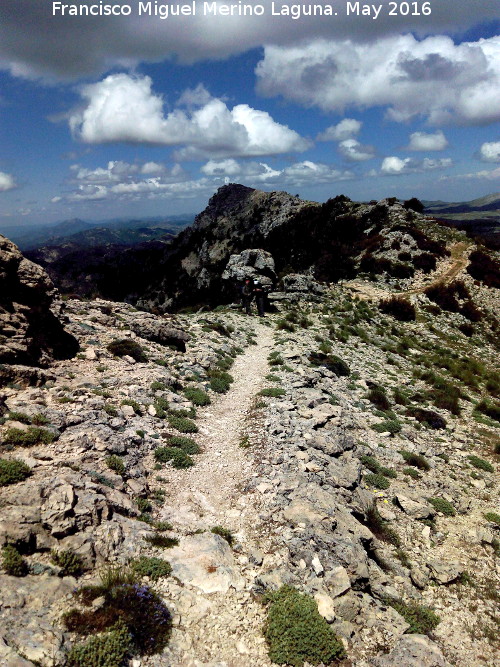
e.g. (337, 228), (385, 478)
(423, 195), (500, 248)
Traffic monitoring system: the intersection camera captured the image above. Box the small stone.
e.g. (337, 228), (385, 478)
(312, 555), (324, 576)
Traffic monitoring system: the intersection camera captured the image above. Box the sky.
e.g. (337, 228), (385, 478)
(1, 0), (500, 227)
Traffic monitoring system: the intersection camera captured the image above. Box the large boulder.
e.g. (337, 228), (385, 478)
(222, 248), (276, 287)
(0, 235), (79, 367)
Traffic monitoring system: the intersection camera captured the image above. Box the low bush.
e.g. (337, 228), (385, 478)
(2, 544), (27, 576)
(131, 556), (172, 581)
(401, 450), (430, 471)
(476, 399), (500, 423)
(467, 249), (500, 288)
(386, 599), (440, 635)
(365, 507), (401, 546)
(263, 585), (346, 666)
(51, 549), (85, 576)
(364, 473), (390, 490)
(67, 620), (133, 667)
(167, 415), (198, 433)
(183, 387), (211, 406)
(105, 455), (125, 476)
(403, 467), (421, 480)
(166, 436), (200, 455)
(107, 339), (147, 362)
(372, 419), (402, 435)
(7, 411), (31, 424)
(258, 388), (286, 398)
(120, 399), (142, 415)
(467, 455), (494, 473)
(0, 458), (32, 486)
(154, 446), (194, 469)
(427, 497), (456, 516)
(484, 512), (500, 526)
(407, 407), (447, 429)
(2, 426), (56, 448)
(367, 386), (391, 410)
(144, 535), (179, 549)
(379, 297), (416, 322)
(309, 352), (350, 376)
(208, 369), (233, 393)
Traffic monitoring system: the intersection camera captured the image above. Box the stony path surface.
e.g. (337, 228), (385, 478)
(145, 320), (277, 667)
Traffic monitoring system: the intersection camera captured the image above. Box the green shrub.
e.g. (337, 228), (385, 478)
(401, 450), (430, 471)
(309, 352), (350, 377)
(467, 455), (494, 473)
(103, 404), (118, 417)
(372, 419), (402, 435)
(107, 339), (147, 362)
(64, 581), (171, 656)
(2, 544), (27, 576)
(67, 621), (133, 667)
(105, 455), (125, 476)
(183, 387), (211, 406)
(154, 446), (194, 469)
(387, 599), (440, 635)
(208, 368), (233, 393)
(136, 498), (152, 513)
(364, 473), (390, 490)
(403, 467), (421, 480)
(365, 507), (400, 546)
(367, 387), (391, 410)
(51, 549), (85, 576)
(131, 556), (172, 581)
(0, 458), (32, 486)
(263, 585), (345, 666)
(484, 512), (500, 526)
(359, 455), (381, 473)
(427, 497), (456, 516)
(166, 436), (200, 455)
(407, 407), (447, 429)
(2, 426), (56, 448)
(167, 415), (198, 433)
(120, 399), (142, 415)
(154, 521), (173, 532)
(211, 525), (234, 546)
(258, 388), (286, 398)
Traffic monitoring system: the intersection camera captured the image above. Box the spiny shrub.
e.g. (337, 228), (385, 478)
(64, 582), (171, 656)
(107, 339), (147, 362)
(379, 297), (416, 322)
(183, 387), (211, 406)
(31, 413), (50, 425)
(2, 426), (56, 448)
(2, 544), (28, 576)
(360, 455), (381, 473)
(259, 388), (286, 398)
(367, 386), (391, 410)
(427, 497), (456, 516)
(154, 446), (194, 469)
(211, 525), (234, 546)
(467, 455), (494, 473)
(0, 458), (32, 486)
(309, 351), (350, 376)
(263, 585), (346, 666)
(401, 450), (430, 471)
(386, 599), (440, 635)
(166, 436), (200, 455)
(67, 620), (133, 667)
(51, 549), (85, 576)
(476, 400), (500, 423)
(364, 473), (390, 490)
(131, 556), (172, 581)
(167, 415), (198, 433)
(407, 407), (447, 429)
(105, 455), (125, 476)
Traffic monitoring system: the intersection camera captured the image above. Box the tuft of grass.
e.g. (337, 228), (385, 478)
(263, 585), (346, 667)
(400, 450), (430, 471)
(386, 599), (440, 635)
(211, 525), (234, 546)
(0, 458), (32, 486)
(364, 473), (390, 490)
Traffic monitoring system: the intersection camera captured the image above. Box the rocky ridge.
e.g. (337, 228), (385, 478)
(0, 211), (499, 666)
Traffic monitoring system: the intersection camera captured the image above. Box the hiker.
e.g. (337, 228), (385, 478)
(253, 280), (267, 317)
(241, 277), (254, 315)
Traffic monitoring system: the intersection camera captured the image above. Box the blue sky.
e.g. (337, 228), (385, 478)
(1, 1), (500, 227)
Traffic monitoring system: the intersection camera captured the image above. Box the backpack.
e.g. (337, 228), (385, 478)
(242, 283), (253, 296)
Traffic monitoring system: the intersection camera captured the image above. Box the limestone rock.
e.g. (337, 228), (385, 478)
(372, 634), (453, 667)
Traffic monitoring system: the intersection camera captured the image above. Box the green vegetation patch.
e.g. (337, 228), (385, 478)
(364, 473), (390, 490)
(387, 599), (440, 635)
(400, 450), (430, 471)
(263, 585), (346, 666)
(258, 387), (286, 398)
(154, 446), (194, 469)
(105, 455), (125, 476)
(0, 458), (32, 486)
(131, 556), (172, 581)
(2, 544), (28, 576)
(165, 436), (200, 455)
(107, 339), (147, 362)
(484, 512), (500, 526)
(183, 386), (211, 406)
(467, 455), (494, 473)
(67, 620), (133, 667)
(379, 297), (416, 322)
(372, 419), (402, 435)
(309, 351), (350, 377)
(211, 525), (234, 546)
(167, 415), (198, 433)
(2, 426), (56, 448)
(427, 497), (456, 516)
(51, 549), (86, 576)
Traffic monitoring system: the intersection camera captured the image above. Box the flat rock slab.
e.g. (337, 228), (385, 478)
(167, 533), (245, 593)
(371, 634), (453, 667)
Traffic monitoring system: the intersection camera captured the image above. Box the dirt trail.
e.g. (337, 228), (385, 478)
(148, 320), (276, 667)
(344, 241), (471, 301)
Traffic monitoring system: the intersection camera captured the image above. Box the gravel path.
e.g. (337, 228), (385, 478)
(147, 320), (277, 666)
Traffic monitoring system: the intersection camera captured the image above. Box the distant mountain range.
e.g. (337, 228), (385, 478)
(0, 214), (194, 251)
(423, 194), (500, 248)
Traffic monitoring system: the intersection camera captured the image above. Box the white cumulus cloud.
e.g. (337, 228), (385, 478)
(479, 141), (500, 162)
(408, 130), (448, 151)
(381, 156), (452, 175)
(338, 139), (375, 162)
(317, 118), (362, 142)
(69, 74), (310, 158)
(256, 34), (500, 125)
(0, 171), (16, 191)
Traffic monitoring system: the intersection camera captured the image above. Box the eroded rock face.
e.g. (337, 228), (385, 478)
(0, 235), (79, 367)
(222, 249), (276, 287)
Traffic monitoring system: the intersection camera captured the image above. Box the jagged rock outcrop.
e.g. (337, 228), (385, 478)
(0, 235), (79, 368)
(222, 248), (276, 286)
